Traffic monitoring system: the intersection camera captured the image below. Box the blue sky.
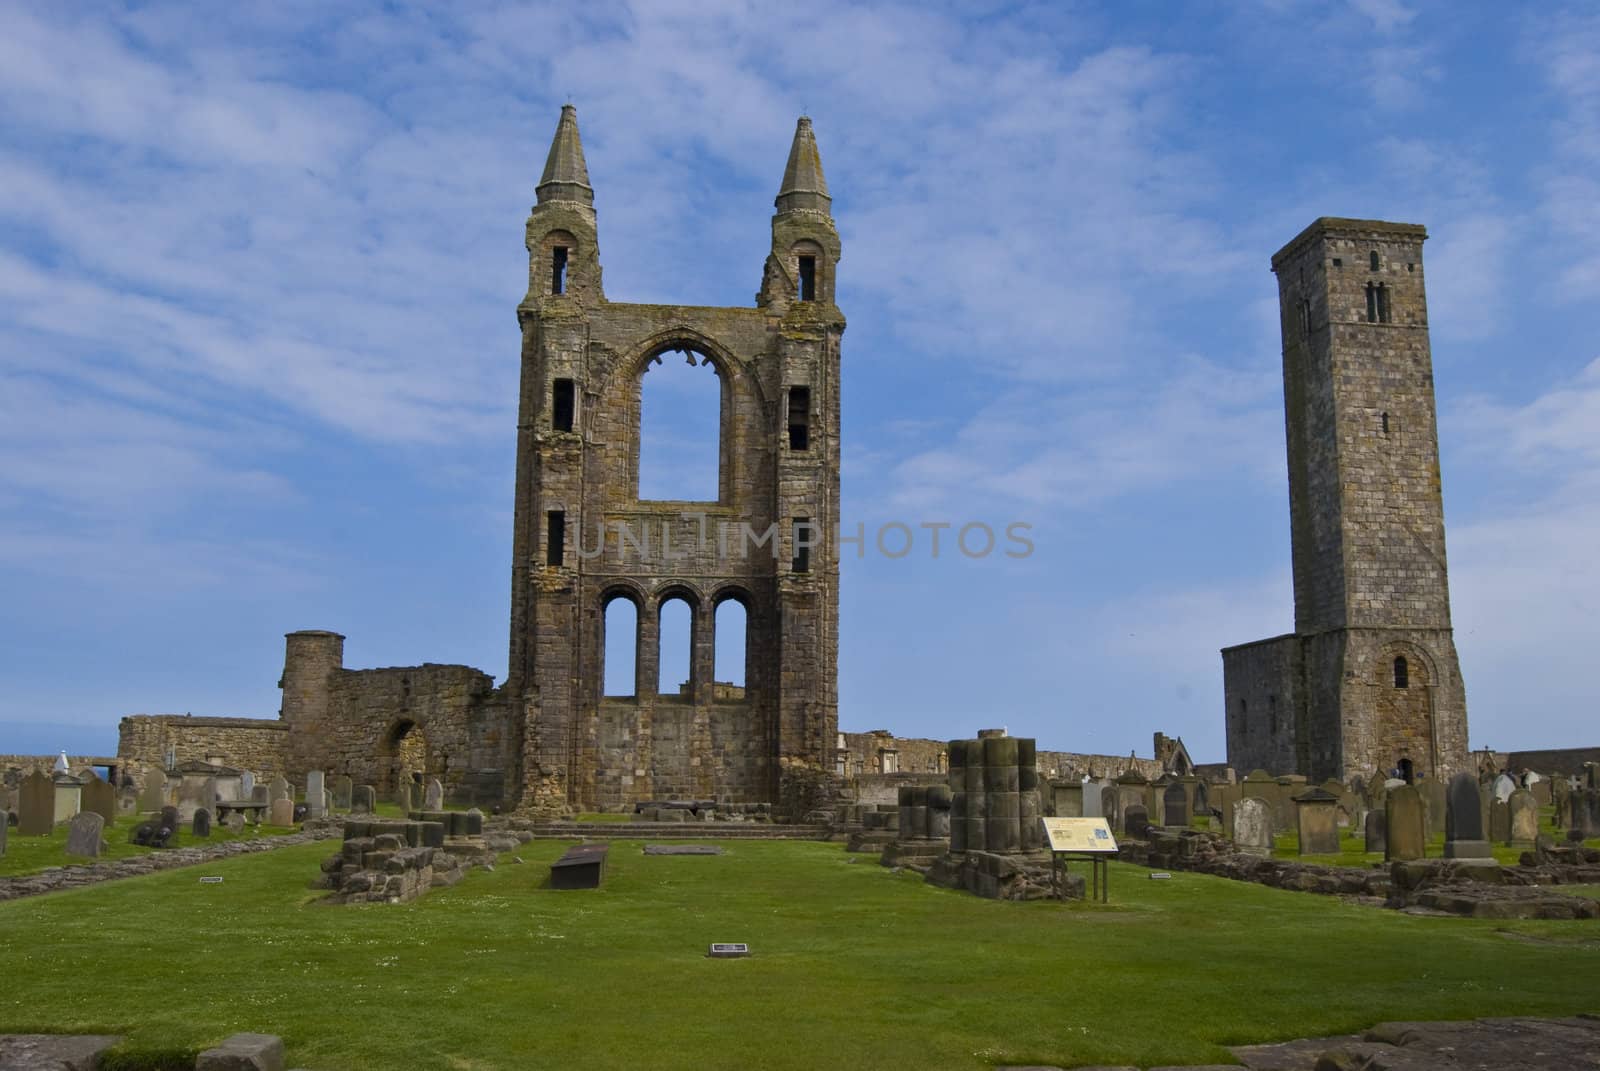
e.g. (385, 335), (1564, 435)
(1, 1), (1596, 762)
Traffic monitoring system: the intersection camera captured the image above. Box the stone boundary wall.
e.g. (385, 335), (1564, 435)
(837, 731), (1166, 783)
(0, 824), (340, 903)
(117, 715), (288, 777)
(0, 754), (120, 776)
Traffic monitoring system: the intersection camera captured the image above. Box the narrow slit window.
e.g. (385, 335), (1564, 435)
(1393, 656), (1409, 689)
(552, 378), (575, 432)
(1370, 250), (1381, 271)
(792, 517), (812, 573)
(551, 246), (568, 295)
(1381, 411), (1389, 436)
(787, 386), (811, 451)
(546, 510), (565, 567)
(1366, 284), (1379, 323)
(797, 256), (816, 302)
(1377, 284), (1391, 324)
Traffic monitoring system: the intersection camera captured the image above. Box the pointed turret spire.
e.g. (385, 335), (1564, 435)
(537, 104), (593, 206)
(774, 116), (831, 215)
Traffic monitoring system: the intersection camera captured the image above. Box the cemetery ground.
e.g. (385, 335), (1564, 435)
(0, 814), (297, 878)
(2, 839), (1599, 1070)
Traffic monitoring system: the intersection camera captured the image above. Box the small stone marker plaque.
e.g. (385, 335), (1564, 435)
(643, 844), (723, 856)
(1041, 817), (1118, 853)
(199, 876), (224, 884)
(707, 943), (750, 958)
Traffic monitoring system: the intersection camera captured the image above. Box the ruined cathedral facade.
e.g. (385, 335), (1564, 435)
(1223, 218), (1470, 784)
(121, 109), (841, 814)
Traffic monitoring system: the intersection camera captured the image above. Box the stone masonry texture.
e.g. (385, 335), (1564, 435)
(1223, 218), (1469, 784)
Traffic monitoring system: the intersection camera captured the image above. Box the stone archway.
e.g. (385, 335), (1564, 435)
(385, 719), (429, 795)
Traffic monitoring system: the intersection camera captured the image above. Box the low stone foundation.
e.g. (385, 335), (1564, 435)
(924, 850), (1085, 901)
(313, 819), (496, 904)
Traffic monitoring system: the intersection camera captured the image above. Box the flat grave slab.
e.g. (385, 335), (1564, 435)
(550, 843), (609, 889)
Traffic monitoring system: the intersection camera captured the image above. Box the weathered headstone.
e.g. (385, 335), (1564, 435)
(0, 810), (8, 856)
(81, 775), (117, 825)
(1232, 796), (1272, 857)
(1053, 782), (1083, 818)
(1386, 785), (1425, 861)
(269, 798), (294, 826)
(334, 775), (353, 811)
(192, 807), (212, 838)
(1421, 778), (1447, 839)
(268, 775), (291, 805)
(1162, 782), (1187, 828)
(305, 771), (326, 819)
(225, 812), (246, 835)
(1507, 789), (1538, 846)
(1124, 804), (1149, 840)
(18, 770), (53, 836)
(1363, 808), (1386, 853)
(140, 768), (167, 812)
(1294, 788), (1341, 854)
(352, 785), (375, 814)
(1444, 771), (1491, 859)
(424, 778), (444, 811)
(1079, 780), (1101, 818)
(239, 772), (255, 799)
(1488, 798), (1510, 845)
(65, 811), (104, 858)
(53, 774), (84, 824)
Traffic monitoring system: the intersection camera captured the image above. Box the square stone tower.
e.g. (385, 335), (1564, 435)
(1223, 218), (1469, 783)
(507, 107), (842, 812)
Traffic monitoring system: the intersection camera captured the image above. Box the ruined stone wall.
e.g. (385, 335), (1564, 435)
(836, 732), (1164, 784)
(1506, 748), (1600, 777)
(116, 716), (287, 777)
(319, 664), (511, 807)
(510, 111), (841, 813)
(1222, 635), (1301, 776)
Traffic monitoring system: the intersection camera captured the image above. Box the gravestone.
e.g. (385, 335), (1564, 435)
(1531, 779), (1552, 807)
(1488, 798), (1510, 845)
(1363, 808), (1386, 853)
(53, 774), (84, 824)
(139, 769), (166, 812)
(1162, 782), (1187, 828)
(1124, 804), (1149, 840)
(1294, 788), (1341, 854)
(1386, 785), (1425, 861)
(424, 778), (444, 810)
(1232, 797), (1272, 857)
(225, 812), (246, 835)
(239, 772), (255, 799)
(1421, 778), (1447, 838)
(65, 811), (104, 858)
(334, 775), (353, 811)
(305, 771), (326, 818)
(81, 775), (117, 825)
(18, 770), (54, 836)
(193, 808), (212, 838)
(1507, 789), (1538, 846)
(251, 785), (269, 804)
(0, 810), (7, 856)
(1080, 780), (1102, 819)
(269, 798), (294, 826)
(269, 776), (291, 805)
(352, 785), (375, 814)
(1053, 782), (1083, 818)
(1443, 771), (1491, 859)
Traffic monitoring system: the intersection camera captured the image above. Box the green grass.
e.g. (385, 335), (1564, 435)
(0, 815), (295, 877)
(1, 839), (1597, 1070)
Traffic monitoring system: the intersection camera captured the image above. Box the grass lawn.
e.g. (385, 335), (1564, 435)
(1, 840), (1598, 1070)
(0, 815), (296, 878)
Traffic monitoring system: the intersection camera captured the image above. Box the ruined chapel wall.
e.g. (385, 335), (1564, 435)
(116, 715), (288, 777)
